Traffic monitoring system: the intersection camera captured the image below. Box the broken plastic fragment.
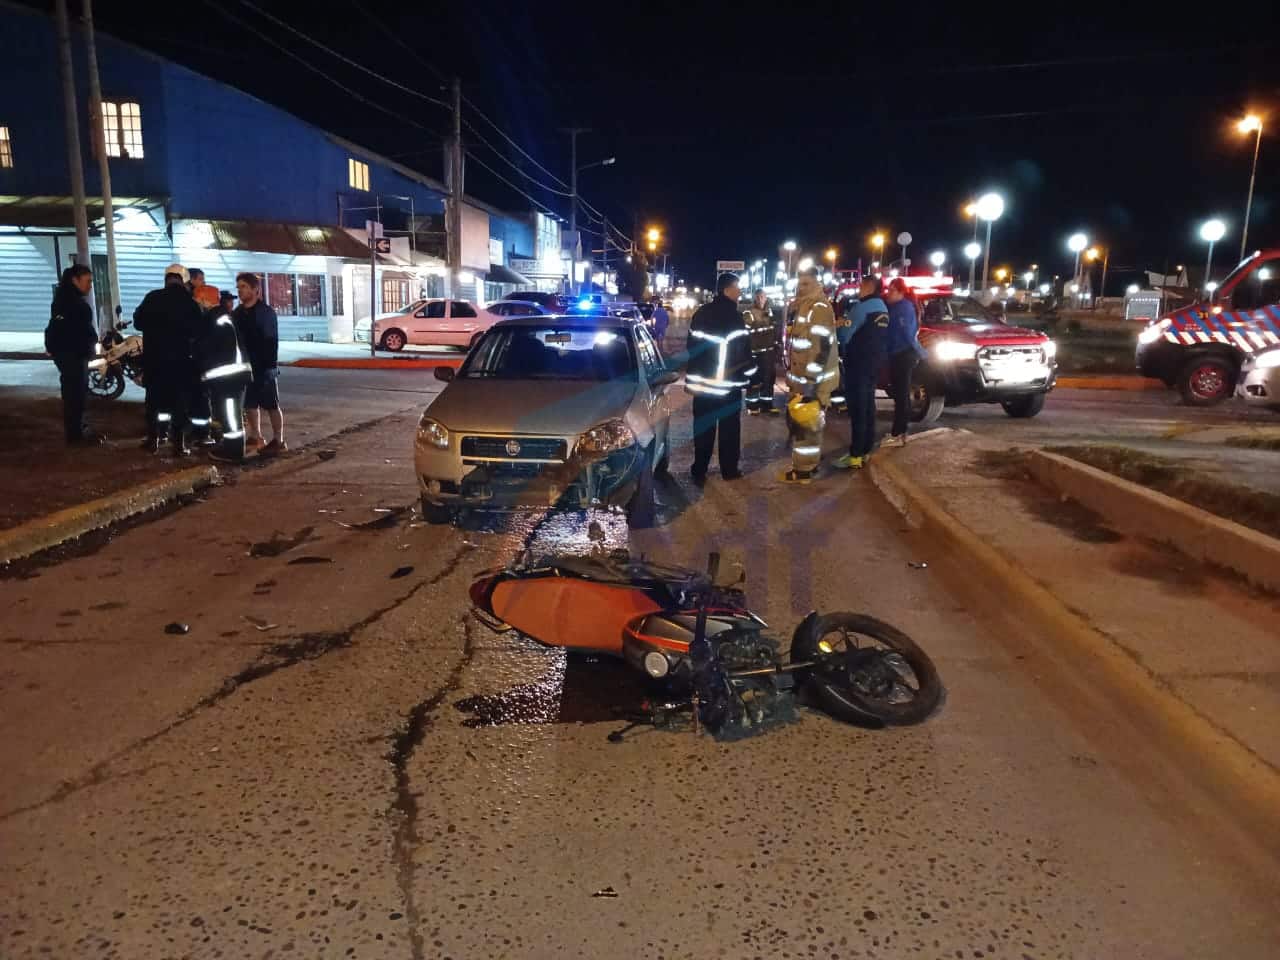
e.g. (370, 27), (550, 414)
(907, 561), (928, 570)
(592, 887), (619, 899)
(390, 566), (413, 579)
(164, 622), (190, 635)
(287, 555), (334, 565)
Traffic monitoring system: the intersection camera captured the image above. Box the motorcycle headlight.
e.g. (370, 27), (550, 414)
(416, 414), (450, 449)
(578, 418), (636, 454)
(1255, 350), (1280, 369)
(934, 340), (978, 362)
(1042, 339), (1057, 359)
(1138, 318), (1172, 344)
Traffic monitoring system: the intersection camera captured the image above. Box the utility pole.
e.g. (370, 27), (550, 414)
(563, 127), (590, 295)
(444, 78), (464, 302)
(602, 216), (609, 294)
(54, 0), (89, 269)
(1098, 248), (1110, 308)
(82, 0), (118, 330)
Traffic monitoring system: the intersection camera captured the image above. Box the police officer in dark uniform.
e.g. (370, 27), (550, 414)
(684, 272), (754, 485)
(45, 264), (102, 445)
(133, 263), (203, 456)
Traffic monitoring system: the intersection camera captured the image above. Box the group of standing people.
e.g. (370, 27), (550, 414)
(684, 267), (925, 485)
(45, 262), (286, 462)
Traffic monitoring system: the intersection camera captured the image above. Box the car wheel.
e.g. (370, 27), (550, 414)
(1000, 393), (1046, 418)
(626, 446), (657, 529)
(420, 497), (455, 525)
(381, 329), (407, 352)
(909, 375), (945, 424)
(1177, 357), (1235, 406)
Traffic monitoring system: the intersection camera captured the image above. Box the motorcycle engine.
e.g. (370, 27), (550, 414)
(693, 631), (796, 740)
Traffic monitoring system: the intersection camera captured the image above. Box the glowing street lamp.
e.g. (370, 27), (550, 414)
(797, 256), (815, 272)
(870, 233), (885, 251)
(1067, 232), (1088, 286)
(783, 240), (797, 277)
(963, 241), (982, 291)
(1237, 114), (1263, 259)
(646, 226), (661, 243)
(1023, 270), (1034, 288)
(824, 247), (838, 266)
(1200, 218), (1226, 293)
(974, 192), (1004, 289)
(929, 250), (946, 267)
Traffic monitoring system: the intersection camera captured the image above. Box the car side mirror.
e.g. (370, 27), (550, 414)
(651, 369), (680, 387)
(434, 366), (455, 382)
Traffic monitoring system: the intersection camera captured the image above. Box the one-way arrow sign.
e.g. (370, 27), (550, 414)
(369, 237), (391, 254)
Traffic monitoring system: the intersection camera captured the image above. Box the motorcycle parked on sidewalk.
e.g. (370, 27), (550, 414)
(469, 550), (944, 739)
(86, 320), (144, 400)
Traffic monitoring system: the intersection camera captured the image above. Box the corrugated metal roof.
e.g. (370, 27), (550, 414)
(198, 220), (371, 259)
(0, 196), (163, 228)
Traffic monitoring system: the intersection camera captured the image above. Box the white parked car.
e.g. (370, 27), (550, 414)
(1237, 347), (1280, 411)
(355, 298), (497, 351)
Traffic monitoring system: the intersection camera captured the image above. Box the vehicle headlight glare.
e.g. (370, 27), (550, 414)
(934, 340), (978, 362)
(1255, 350), (1280, 369)
(417, 414), (449, 449)
(1138, 319), (1171, 344)
(1042, 339), (1057, 359)
(579, 418), (635, 454)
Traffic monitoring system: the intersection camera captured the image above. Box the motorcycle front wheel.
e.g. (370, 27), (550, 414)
(88, 367), (126, 400)
(791, 612), (943, 726)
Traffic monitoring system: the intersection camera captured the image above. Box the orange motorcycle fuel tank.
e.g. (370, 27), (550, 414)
(480, 575), (662, 654)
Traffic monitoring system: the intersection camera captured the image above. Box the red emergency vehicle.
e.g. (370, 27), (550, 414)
(1135, 250), (1280, 405)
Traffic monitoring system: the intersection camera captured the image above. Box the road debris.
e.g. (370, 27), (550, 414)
(908, 561), (929, 570)
(242, 615), (279, 632)
(164, 621), (190, 635)
(591, 887), (619, 899)
(316, 449), (337, 461)
(287, 555), (334, 565)
(390, 565), (413, 579)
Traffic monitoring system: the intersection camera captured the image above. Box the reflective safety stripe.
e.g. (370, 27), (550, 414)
(830, 394), (846, 404)
(810, 325), (832, 337)
(806, 361), (823, 374)
(686, 381), (730, 396)
(793, 445), (821, 455)
(87, 358), (107, 370)
(223, 430), (245, 439)
(815, 371), (837, 382)
(790, 337), (812, 350)
(203, 361), (253, 381)
(743, 365), (758, 377)
(189, 418), (210, 427)
(156, 413), (172, 422)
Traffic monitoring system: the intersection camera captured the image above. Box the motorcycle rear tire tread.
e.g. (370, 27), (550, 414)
(791, 612), (944, 727)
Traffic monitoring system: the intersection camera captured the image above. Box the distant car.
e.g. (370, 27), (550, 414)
(482, 300), (551, 321)
(501, 290), (565, 312)
(1236, 347), (1280, 411)
(563, 299), (645, 322)
(414, 314), (677, 527)
(356, 298), (492, 351)
(354, 299), (429, 343)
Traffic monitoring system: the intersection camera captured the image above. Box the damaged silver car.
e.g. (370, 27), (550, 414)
(415, 315), (677, 527)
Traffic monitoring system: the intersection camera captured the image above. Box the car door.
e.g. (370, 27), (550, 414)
(409, 300), (446, 342)
(633, 324), (672, 459)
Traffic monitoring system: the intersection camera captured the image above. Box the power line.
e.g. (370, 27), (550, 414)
(461, 119), (573, 196)
(464, 150), (560, 217)
(199, 0), (444, 137)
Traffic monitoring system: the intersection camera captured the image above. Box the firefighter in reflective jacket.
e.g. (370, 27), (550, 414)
(782, 270), (839, 483)
(684, 272), (754, 484)
(198, 306), (253, 463)
(743, 289), (781, 415)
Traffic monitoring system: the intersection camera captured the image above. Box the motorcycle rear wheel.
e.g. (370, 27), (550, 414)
(791, 612), (943, 726)
(88, 368), (126, 400)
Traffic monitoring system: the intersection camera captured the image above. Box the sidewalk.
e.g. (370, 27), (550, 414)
(876, 430), (1280, 778)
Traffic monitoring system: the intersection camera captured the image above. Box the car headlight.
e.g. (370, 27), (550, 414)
(578, 418), (635, 454)
(1042, 339), (1057, 359)
(934, 340), (978, 362)
(1255, 350), (1280, 369)
(416, 414), (449, 449)
(1138, 318), (1172, 344)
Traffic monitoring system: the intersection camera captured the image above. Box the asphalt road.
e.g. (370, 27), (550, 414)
(2, 387), (1278, 958)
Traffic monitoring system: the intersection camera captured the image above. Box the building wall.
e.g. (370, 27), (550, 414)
(489, 212), (536, 261)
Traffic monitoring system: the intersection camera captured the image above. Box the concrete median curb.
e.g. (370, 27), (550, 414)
(288, 356), (462, 370)
(1055, 374), (1163, 391)
(0, 465), (219, 567)
(1027, 450), (1280, 595)
(869, 443), (1280, 846)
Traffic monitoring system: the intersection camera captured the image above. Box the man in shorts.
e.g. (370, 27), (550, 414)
(233, 272), (286, 456)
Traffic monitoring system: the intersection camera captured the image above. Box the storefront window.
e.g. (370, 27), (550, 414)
(266, 273), (296, 316)
(297, 274), (324, 316)
(484, 282), (504, 304)
(330, 275), (345, 315)
(382, 278), (409, 312)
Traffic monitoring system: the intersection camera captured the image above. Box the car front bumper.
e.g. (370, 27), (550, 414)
(1236, 364), (1280, 408)
(415, 435), (644, 510)
(934, 359), (1057, 404)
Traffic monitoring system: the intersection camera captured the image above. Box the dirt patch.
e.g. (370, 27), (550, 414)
(1110, 542), (1207, 593)
(1047, 444), (1280, 541)
(1223, 435), (1280, 452)
(974, 449), (1123, 543)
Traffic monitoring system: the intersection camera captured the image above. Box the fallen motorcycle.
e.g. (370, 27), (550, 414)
(469, 550), (943, 738)
(87, 320), (144, 400)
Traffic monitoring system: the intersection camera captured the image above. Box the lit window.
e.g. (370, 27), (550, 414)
(330, 275), (345, 316)
(102, 101), (144, 159)
(0, 127), (12, 169)
(348, 158), (369, 191)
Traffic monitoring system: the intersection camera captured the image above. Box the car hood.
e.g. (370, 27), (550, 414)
(425, 377), (637, 436)
(925, 321), (1048, 345)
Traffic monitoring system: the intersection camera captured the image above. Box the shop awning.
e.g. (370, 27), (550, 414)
(0, 195), (164, 228)
(190, 220), (372, 259)
(487, 263), (532, 285)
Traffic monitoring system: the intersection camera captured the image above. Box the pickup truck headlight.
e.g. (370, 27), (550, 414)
(1138, 318), (1172, 344)
(934, 340), (978, 361)
(1042, 339), (1057, 359)
(416, 414), (450, 449)
(579, 418), (635, 454)
(1255, 350), (1280, 369)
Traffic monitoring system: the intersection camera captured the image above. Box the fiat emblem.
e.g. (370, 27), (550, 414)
(505, 439), (522, 457)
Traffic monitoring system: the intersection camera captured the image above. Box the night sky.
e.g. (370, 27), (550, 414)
(39, 0), (1280, 290)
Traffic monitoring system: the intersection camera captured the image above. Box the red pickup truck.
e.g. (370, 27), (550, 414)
(1135, 249), (1280, 404)
(901, 276), (1058, 422)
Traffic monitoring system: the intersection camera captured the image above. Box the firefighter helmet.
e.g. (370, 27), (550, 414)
(787, 396), (824, 432)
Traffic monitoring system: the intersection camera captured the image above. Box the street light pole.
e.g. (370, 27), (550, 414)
(1240, 118), (1263, 260)
(982, 219), (992, 290)
(562, 126), (590, 295)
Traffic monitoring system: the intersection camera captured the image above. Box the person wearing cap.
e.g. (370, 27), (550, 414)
(650, 296), (670, 350)
(834, 275), (889, 470)
(133, 263), (203, 455)
(684, 272), (753, 485)
(781, 269), (839, 483)
(188, 268), (220, 312)
(742, 288), (780, 415)
(186, 269), (221, 446)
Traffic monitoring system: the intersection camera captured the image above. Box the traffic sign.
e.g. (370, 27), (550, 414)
(716, 260), (746, 274)
(369, 237), (391, 254)
(897, 232), (912, 247)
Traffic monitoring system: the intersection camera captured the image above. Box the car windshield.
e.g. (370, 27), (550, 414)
(947, 297), (996, 324)
(461, 325), (636, 381)
(397, 300), (425, 315)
